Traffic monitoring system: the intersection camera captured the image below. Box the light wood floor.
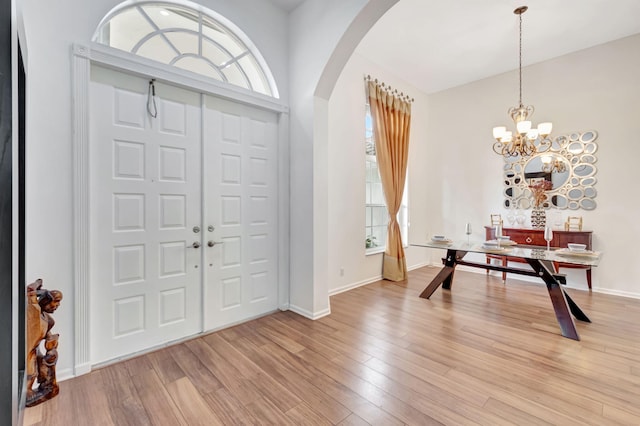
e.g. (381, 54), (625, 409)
(24, 266), (640, 425)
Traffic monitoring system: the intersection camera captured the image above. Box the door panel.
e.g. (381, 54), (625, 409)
(203, 95), (279, 330)
(90, 66), (202, 364)
(89, 66), (280, 363)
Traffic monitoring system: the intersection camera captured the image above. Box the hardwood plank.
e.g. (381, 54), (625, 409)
(132, 368), (187, 425)
(202, 333), (302, 412)
(184, 338), (262, 405)
(202, 387), (261, 426)
(244, 397), (297, 425)
(336, 413), (372, 426)
(99, 361), (151, 426)
(483, 397), (555, 426)
(146, 347), (186, 386)
(286, 402), (334, 426)
(166, 339), (224, 394)
(165, 377), (224, 426)
(229, 337), (352, 424)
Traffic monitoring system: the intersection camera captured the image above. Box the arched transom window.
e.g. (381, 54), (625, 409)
(94, 1), (277, 97)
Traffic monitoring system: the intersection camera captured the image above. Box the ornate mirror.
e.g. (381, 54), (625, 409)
(503, 130), (598, 210)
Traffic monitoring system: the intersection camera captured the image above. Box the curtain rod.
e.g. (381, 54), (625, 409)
(364, 74), (414, 103)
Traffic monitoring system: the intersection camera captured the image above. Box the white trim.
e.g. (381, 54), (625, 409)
(288, 304), (331, 320)
(590, 287), (640, 300)
(329, 275), (381, 296)
(277, 113), (290, 310)
(365, 246), (385, 256)
(85, 43), (287, 113)
(408, 261), (430, 271)
(71, 45), (92, 376)
(328, 261), (430, 297)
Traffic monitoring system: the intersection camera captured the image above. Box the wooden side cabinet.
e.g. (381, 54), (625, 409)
(484, 226), (593, 289)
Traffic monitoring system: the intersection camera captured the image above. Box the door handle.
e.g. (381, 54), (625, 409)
(207, 241), (224, 247)
(189, 242), (201, 249)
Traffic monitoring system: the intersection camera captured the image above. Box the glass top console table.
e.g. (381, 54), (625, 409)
(411, 241), (602, 340)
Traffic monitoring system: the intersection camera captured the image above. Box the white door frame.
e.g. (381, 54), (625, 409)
(71, 42), (290, 376)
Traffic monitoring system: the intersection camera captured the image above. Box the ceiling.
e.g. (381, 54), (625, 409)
(267, 0), (305, 12)
(355, 0), (640, 94)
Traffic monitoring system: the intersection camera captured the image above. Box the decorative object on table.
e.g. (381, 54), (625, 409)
(515, 210), (526, 227)
(26, 279), (63, 407)
(495, 223), (503, 249)
(431, 235), (452, 245)
(502, 130), (598, 211)
(529, 180), (552, 228)
(567, 243), (587, 252)
(490, 214), (502, 226)
(465, 222), (472, 245)
(565, 216), (583, 231)
(530, 248), (547, 259)
(544, 225), (554, 251)
(506, 208), (516, 227)
(491, 6), (553, 159)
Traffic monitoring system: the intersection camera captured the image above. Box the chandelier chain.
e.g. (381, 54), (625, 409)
(518, 11), (523, 106)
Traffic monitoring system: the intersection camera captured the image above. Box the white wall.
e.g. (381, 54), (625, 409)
(19, 0), (289, 377)
(288, 0), (398, 317)
(326, 52), (430, 294)
(424, 33), (640, 296)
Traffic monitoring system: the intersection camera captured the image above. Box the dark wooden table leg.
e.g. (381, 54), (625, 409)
(419, 249), (466, 298)
(526, 259), (580, 340)
(419, 266), (454, 299)
(563, 290), (591, 323)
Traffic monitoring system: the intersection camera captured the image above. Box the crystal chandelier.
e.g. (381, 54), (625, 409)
(492, 6), (552, 158)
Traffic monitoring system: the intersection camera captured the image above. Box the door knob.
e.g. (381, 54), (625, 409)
(189, 242), (201, 249)
(207, 241), (223, 247)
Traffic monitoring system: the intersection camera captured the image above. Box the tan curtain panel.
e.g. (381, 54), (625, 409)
(367, 80), (412, 281)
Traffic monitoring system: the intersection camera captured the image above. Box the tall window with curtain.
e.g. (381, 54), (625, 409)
(366, 77), (412, 281)
(365, 102), (408, 253)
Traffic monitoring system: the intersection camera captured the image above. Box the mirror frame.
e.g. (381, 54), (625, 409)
(503, 130), (598, 210)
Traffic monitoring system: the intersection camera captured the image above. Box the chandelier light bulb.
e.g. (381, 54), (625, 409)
(516, 120), (532, 134)
(493, 126), (506, 140)
(502, 131), (513, 143)
(538, 122), (553, 137)
(541, 155), (552, 164)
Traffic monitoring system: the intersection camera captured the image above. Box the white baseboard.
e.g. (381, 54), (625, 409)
(329, 275), (381, 296)
(73, 362), (92, 377)
(591, 287), (640, 300)
(408, 261), (430, 271)
(288, 304), (331, 320)
(56, 368), (75, 382)
(328, 262), (431, 297)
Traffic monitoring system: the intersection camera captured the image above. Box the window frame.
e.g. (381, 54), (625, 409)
(93, 0), (278, 98)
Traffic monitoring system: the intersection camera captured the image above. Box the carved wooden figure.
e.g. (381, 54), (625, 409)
(26, 279), (63, 407)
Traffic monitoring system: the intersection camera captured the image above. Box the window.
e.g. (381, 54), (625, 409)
(365, 103), (409, 253)
(93, 1), (277, 97)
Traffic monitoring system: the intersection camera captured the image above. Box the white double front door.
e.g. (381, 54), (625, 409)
(89, 66), (279, 364)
